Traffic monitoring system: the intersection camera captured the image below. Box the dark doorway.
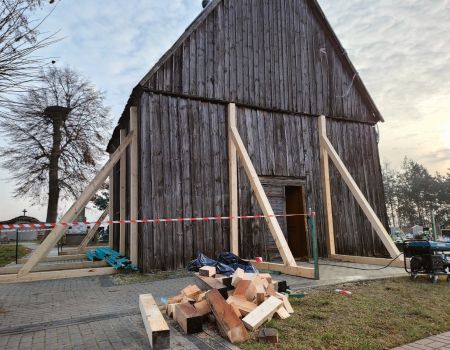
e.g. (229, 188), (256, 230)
(285, 186), (309, 258)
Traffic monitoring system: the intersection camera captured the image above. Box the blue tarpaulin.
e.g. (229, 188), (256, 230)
(187, 252), (257, 276)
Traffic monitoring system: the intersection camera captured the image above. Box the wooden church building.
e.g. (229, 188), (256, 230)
(106, 0), (392, 273)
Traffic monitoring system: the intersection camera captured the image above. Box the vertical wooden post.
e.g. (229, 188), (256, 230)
(318, 115), (335, 256)
(129, 106), (139, 265)
(109, 154), (114, 249)
(119, 129), (127, 256)
(228, 103), (238, 255)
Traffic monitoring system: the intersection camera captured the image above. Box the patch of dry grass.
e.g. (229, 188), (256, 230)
(0, 244), (30, 267)
(242, 277), (450, 350)
(112, 269), (193, 285)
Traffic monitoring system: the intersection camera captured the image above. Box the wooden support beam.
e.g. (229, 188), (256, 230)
(206, 289), (249, 343)
(230, 125), (297, 267)
(0, 260), (108, 274)
(17, 132), (134, 277)
(139, 294), (170, 349)
(226, 296), (257, 316)
(194, 273), (228, 299)
(129, 106), (139, 265)
(228, 103), (239, 255)
(78, 209), (108, 251)
(320, 134), (401, 258)
(318, 116), (335, 256)
(251, 261), (315, 279)
(17, 254), (86, 264)
(119, 129), (127, 256)
(174, 303), (203, 334)
(329, 254), (406, 268)
(1, 267), (116, 284)
(109, 153), (114, 249)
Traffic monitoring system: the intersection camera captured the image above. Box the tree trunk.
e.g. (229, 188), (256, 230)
(45, 115), (63, 225)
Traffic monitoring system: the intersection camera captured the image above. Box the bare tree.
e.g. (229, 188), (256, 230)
(0, 0), (57, 103)
(0, 66), (111, 224)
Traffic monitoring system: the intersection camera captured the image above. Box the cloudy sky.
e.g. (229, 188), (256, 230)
(0, 0), (449, 221)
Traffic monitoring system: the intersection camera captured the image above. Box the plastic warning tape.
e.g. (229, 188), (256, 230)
(0, 213), (309, 231)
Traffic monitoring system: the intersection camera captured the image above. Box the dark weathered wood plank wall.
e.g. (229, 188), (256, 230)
(137, 92), (388, 271)
(146, 0), (378, 124)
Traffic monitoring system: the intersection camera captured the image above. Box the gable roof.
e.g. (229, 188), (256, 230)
(107, 0), (383, 151)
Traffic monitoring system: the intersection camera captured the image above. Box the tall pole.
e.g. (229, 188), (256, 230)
(15, 228), (19, 264)
(432, 210), (437, 241)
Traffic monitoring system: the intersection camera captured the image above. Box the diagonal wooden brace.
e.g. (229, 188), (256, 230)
(18, 132), (134, 277)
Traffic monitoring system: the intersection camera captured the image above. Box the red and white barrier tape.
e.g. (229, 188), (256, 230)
(0, 213), (309, 231)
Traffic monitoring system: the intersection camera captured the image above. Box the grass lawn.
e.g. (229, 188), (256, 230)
(242, 277), (450, 350)
(0, 244), (30, 267)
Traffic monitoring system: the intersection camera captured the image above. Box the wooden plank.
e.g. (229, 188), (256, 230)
(129, 107), (139, 265)
(231, 267), (245, 287)
(242, 296), (282, 331)
(226, 296), (257, 316)
(205, 289), (249, 343)
(139, 294), (170, 349)
(181, 284), (202, 299)
(194, 273), (228, 299)
(17, 254), (86, 264)
(199, 266), (216, 277)
(330, 254), (406, 268)
(321, 134), (401, 258)
(230, 125), (296, 267)
(274, 306), (290, 320)
(228, 103), (239, 255)
(233, 280), (256, 302)
(17, 132), (134, 277)
(0, 267), (116, 284)
(78, 209), (108, 251)
(119, 129), (127, 256)
(251, 261), (315, 279)
(0, 260), (108, 274)
(318, 116), (335, 256)
(193, 300), (211, 317)
(174, 303), (203, 334)
(109, 153), (114, 249)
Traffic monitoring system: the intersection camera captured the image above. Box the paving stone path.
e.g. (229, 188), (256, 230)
(0, 275), (238, 350)
(392, 332), (450, 350)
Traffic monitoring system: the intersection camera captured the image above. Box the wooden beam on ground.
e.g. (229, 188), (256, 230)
(228, 103), (239, 255)
(329, 254), (406, 268)
(230, 125), (297, 267)
(251, 261), (315, 279)
(174, 303), (203, 334)
(17, 254), (86, 264)
(242, 296), (283, 331)
(78, 209), (108, 251)
(226, 296), (257, 316)
(109, 153), (114, 249)
(206, 289), (249, 343)
(0, 260), (108, 274)
(318, 115), (335, 256)
(119, 129), (127, 256)
(0, 267), (116, 284)
(129, 106), (139, 265)
(199, 266), (216, 277)
(321, 135), (401, 258)
(17, 132), (134, 277)
(194, 273), (228, 299)
(139, 294), (170, 349)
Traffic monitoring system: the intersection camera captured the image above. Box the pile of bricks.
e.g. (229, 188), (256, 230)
(165, 266), (293, 344)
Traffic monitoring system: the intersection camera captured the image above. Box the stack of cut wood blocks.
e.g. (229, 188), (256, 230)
(165, 266), (293, 344)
